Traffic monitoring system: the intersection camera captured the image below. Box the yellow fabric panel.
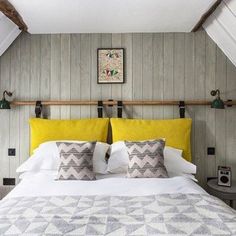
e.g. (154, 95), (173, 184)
(29, 118), (109, 154)
(110, 118), (192, 161)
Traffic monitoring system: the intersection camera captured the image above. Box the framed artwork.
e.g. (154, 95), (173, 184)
(97, 48), (125, 84)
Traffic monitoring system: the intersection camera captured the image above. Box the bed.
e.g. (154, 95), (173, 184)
(0, 118), (235, 235)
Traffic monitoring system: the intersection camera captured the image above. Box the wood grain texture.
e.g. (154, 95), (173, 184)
(0, 31), (236, 188)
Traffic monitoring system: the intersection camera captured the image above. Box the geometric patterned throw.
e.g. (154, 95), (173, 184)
(0, 194), (235, 235)
(56, 142), (96, 180)
(125, 139), (168, 178)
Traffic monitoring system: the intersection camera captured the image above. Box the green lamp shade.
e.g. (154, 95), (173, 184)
(0, 98), (11, 109)
(211, 97), (225, 109)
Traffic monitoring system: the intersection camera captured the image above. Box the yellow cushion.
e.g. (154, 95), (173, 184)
(29, 118), (109, 154)
(110, 118), (192, 161)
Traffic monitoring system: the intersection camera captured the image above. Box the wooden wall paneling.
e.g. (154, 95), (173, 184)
(70, 34), (81, 119)
(215, 47), (227, 168)
(40, 35), (51, 118)
(9, 37), (20, 179)
(19, 33), (31, 164)
(205, 35), (216, 178)
(60, 34), (71, 119)
(50, 35), (61, 119)
(0, 48), (11, 183)
(90, 34), (102, 118)
(142, 33), (153, 119)
(101, 34), (112, 118)
(30, 35), (41, 117)
(184, 33), (196, 164)
(173, 33), (185, 117)
(194, 31), (206, 185)
(226, 59), (236, 180)
(163, 33), (174, 119)
(80, 34), (91, 118)
(152, 34), (164, 119)
(121, 33), (133, 118)
(132, 33), (143, 119)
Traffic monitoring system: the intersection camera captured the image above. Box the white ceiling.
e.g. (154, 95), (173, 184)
(9, 0), (215, 34)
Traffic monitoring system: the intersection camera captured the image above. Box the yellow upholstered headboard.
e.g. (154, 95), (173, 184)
(29, 118), (109, 154)
(110, 118), (192, 161)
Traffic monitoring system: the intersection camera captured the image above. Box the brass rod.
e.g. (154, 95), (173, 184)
(10, 100), (236, 106)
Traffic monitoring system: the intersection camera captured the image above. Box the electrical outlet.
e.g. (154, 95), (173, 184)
(3, 178), (15, 186)
(8, 148), (16, 156)
(207, 147), (215, 155)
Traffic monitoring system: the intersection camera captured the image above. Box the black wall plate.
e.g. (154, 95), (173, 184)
(8, 148), (16, 156)
(3, 178), (15, 186)
(207, 147), (215, 155)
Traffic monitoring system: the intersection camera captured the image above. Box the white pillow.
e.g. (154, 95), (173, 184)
(107, 141), (196, 175)
(17, 141), (110, 174)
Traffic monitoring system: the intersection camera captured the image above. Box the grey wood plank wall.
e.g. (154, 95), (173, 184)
(0, 31), (236, 187)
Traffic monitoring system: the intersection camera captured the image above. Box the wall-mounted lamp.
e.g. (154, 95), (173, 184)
(210, 89), (225, 109)
(0, 91), (13, 109)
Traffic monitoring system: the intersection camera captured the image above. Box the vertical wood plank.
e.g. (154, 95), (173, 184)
(70, 34), (81, 119)
(9, 37), (20, 180)
(19, 33), (31, 164)
(163, 33), (174, 119)
(121, 34), (133, 118)
(184, 33), (195, 164)
(60, 34), (71, 119)
(205, 35), (216, 177)
(50, 34), (61, 119)
(215, 47), (227, 169)
(194, 31), (206, 185)
(0, 46), (11, 184)
(173, 33), (185, 117)
(132, 33), (143, 119)
(142, 33), (153, 119)
(80, 34), (91, 118)
(90, 34), (102, 118)
(153, 33), (164, 119)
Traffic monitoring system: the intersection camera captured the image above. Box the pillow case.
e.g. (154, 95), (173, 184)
(110, 118), (192, 161)
(125, 139), (168, 178)
(107, 141), (196, 175)
(29, 118), (109, 154)
(16, 141), (110, 174)
(56, 142), (96, 180)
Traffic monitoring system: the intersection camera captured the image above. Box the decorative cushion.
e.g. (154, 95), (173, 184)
(56, 142), (96, 180)
(29, 118), (109, 154)
(125, 139), (168, 178)
(110, 118), (192, 161)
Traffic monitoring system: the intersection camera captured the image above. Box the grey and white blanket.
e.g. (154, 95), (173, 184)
(0, 194), (235, 235)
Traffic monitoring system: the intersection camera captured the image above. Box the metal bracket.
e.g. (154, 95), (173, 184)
(35, 101), (42, 118)
(179, 101), (185, 118)
(97, 101), (103, 118)
(108, 99), (114, 107)
(117, 101), (123, 118)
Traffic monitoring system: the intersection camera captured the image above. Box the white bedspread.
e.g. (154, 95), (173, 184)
(6, 171), (206, 199)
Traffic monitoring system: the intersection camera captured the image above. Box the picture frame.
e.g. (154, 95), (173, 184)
(97, 48), (125, 84)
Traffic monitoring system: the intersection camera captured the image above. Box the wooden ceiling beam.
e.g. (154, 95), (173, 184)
(0, 0), (27, 31)
(192, 0), (222, 32)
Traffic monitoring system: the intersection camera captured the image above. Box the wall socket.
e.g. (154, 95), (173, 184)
(8, 148), (16, 156)
(207, 147), (215, 155)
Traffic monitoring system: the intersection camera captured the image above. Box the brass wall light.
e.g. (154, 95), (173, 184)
(210, 89), (225, 109)
(0, 91), (13, 109)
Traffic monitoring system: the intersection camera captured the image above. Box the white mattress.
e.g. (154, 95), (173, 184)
(6, 171), (206, 199)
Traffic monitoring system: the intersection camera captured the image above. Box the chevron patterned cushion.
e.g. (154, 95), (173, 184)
(125, 139), (168, 178)
(56, 142), (96, 180)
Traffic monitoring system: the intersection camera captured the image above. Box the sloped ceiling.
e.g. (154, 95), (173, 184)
(203, 0), (236, 66)
(9, 0), (215, 33)
(0, 12), (21, 56)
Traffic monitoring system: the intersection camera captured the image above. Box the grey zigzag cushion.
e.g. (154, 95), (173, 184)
(56, 142), (96, 180)
(125, 139), (168, 178)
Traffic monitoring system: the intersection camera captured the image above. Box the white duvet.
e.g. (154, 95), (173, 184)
(6, 171), (206, 199)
